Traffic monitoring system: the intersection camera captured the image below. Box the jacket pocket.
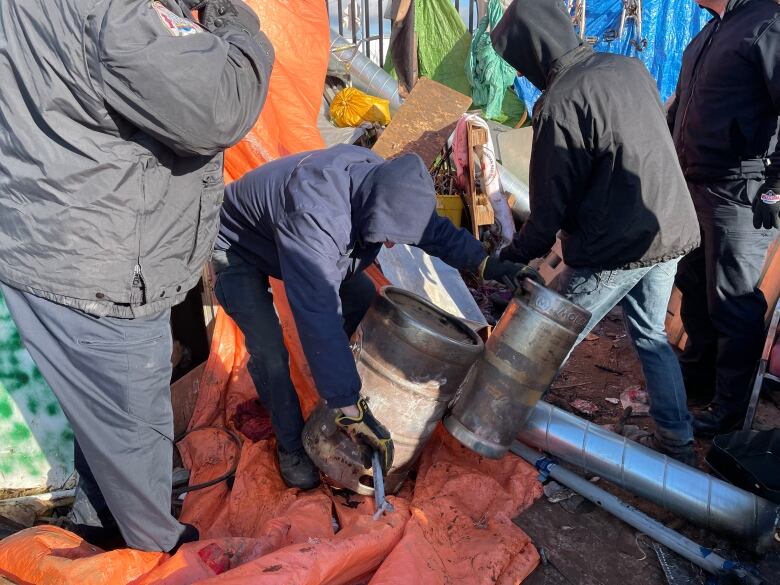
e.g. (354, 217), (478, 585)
(188, 170), (224, 266)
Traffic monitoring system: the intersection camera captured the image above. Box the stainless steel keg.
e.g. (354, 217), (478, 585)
(444, 278), (590, 459)
(303, 286), (484, 493)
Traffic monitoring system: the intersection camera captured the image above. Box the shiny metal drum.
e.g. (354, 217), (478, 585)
(444, 279), (590, 459)
(303, 286), (484, 494)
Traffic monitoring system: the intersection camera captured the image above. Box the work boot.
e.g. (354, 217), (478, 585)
(59, 518), (127, 551)
(621, 425), (697, 467)
(693, 405), (745, 438)
(168, 523), (199, 554)
(636, 434), (697, 467)
(277, 446), (321, 490)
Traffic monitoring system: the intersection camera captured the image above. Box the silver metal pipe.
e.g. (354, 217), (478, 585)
(329, 31), (403, 112)
(518, 401), (780, 553)
(510, 442), (766, 585)
(497, 163), (531, 221)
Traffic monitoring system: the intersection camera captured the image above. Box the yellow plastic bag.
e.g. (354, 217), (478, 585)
(330, 87), (391, 128)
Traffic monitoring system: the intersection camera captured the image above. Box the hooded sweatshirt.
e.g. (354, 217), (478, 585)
(668, 0), (780, 188)
(492, 0), (700, 269)
(215, 144), (486, 407)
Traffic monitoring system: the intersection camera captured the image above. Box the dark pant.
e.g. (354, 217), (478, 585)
(213, 250), (376, 453)
(0, 283), (184, 552)
(675, 180), (777, 412)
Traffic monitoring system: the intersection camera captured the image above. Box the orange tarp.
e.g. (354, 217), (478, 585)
(0, 271), (542, 585)
(0, 0), (543, 580)
(223, 0), (329, 182)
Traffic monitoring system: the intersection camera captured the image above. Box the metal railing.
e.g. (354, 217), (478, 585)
(326, 0), (478, 67)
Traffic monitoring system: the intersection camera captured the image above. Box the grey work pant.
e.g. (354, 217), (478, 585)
(675, 180), (777, 411)
(0, 283), (184, 551)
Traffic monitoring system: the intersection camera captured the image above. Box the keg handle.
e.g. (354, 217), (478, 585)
(506, 275), (537, 300)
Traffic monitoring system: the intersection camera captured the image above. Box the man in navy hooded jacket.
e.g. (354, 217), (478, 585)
(213, 144), (536, 488)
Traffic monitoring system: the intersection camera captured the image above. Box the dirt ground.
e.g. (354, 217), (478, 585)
(514, 307), (780, 585)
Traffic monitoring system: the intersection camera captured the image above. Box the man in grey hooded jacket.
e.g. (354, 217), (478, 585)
(0, 0), (273, 551)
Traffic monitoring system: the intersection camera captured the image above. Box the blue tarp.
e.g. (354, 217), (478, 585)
(514, 0), (710, 112)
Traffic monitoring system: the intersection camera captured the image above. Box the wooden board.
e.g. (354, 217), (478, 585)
(372, 78), (472, 167)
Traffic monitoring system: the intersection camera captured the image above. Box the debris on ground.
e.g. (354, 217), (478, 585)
(543, 481), (575, 504)
(570, 399), (599, 419)
(620, 386), (651, 416)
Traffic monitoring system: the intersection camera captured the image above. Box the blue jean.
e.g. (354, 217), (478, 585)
(213, 250), (376, 453)
(553, 258), (693, 446)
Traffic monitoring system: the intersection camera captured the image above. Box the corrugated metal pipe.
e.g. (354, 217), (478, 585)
(517, 401), (780, 553)
(511, 442), (767, 584)
(496, 163), (531, 221)
(329, 31), (403, 112)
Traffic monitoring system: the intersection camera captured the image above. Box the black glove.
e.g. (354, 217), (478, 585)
(197, 0), (260, 35)
(334, 397), (394, 474)
(753, 180), (780, 230)
(481, 256), (544, 286)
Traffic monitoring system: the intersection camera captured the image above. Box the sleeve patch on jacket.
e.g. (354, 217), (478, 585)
(152, 2), (204, 36)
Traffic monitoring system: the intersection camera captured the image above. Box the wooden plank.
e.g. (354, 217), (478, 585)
(372, 78), (472, 167)
(665, 287), (687, 348)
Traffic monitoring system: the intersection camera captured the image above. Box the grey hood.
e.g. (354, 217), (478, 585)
(490, 0), (582, 90)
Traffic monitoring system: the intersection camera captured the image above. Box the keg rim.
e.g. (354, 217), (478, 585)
(379, 286), (484, 350)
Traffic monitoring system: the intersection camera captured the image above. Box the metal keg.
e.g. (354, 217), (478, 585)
(444, 278), (591, 459)
(303, 286), (484, 494)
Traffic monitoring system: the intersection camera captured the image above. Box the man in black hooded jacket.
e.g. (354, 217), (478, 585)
(668, 0), (780, 436)
(213, 145), (538, 488)
(492, 0), (701, 463)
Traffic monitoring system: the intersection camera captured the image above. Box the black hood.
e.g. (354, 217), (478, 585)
(698, 0), (754, 18)
(353, 154), (437, 245)
(491, 0), (582, 90)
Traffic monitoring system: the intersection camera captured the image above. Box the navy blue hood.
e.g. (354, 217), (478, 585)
(354, 153), (437, 245)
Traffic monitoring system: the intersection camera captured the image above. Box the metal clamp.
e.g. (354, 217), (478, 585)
(567, 0), (587, 41)
(619, 0), (648, 51)
(604, 0), (648, 51)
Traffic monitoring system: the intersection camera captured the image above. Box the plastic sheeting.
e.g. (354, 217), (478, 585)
(384, 0), (526, 126)
(222, 0), (330, 182)
(513, 0), (710, 112)
(0, 269), (543, 584)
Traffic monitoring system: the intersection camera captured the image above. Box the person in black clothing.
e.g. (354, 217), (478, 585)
(668, 0), (780, 436)
(491, 0), (701, 463)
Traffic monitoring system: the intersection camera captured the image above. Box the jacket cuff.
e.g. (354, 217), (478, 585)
(499, 244), (530, 265)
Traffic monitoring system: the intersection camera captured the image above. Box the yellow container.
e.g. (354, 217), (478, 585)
(436, 194), (464, 228)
